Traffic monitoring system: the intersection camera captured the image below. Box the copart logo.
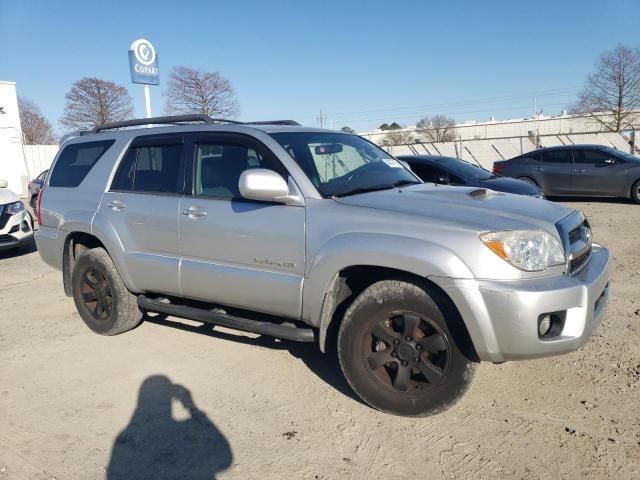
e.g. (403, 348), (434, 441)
(131, 39), (156, 66)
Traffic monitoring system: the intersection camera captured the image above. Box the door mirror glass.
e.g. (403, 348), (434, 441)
(239, 169), (290, 203)
(0, 179), (7, 188)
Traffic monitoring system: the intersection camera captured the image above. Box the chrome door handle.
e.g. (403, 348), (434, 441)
(573, 169), (585, 174)
(533, 167), (544, 171)
(107, 200), (126, 210)
(182, 206), (208, 217)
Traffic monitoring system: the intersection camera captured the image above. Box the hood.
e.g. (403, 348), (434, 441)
(335, 184), (574, 235)
(0, 186), (20, 206)
(474, 176), (541, 195)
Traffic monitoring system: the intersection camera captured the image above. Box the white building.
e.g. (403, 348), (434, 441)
(0, 81), (29, 196)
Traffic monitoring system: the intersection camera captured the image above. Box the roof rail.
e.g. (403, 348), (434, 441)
(245, 120), (301, 126)
(86, 115), (302, 134)
(88, 114), (243, 134)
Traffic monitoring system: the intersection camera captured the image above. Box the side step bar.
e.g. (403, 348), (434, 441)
(138, 295), (315, 343)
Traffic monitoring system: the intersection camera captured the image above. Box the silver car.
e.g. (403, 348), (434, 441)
(36, 115), (610, 416)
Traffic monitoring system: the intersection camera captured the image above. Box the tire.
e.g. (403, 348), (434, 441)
(631, 180), (640, 204)
(337, 279), (477, 417)
(71, 247), (143, 335)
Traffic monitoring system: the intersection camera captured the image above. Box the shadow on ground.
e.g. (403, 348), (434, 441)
(144, 314), (362, 406)
(107, 375), (232, 480)
(546, 196), (634, 204)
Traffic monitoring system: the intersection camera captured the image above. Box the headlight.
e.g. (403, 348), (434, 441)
(6, 201), (25, 215)
(480, 230), (565, 271)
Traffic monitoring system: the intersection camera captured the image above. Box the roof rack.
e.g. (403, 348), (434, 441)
(87, 114), (301, 134)
(245, 120), (301, 126)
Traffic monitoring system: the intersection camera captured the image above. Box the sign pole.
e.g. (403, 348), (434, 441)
(143, 84), (152, 118)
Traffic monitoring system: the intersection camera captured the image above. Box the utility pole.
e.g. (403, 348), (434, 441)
(317, 109), (324, 128)
(534, 96), (537, 118)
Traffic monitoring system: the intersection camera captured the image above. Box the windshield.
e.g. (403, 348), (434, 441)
(439, 157), (494, 180)
(271, 132), (421, 197)
(603, 147), (640, 163)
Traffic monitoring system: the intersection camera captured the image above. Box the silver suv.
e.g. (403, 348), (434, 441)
(36, 115), (610, 416)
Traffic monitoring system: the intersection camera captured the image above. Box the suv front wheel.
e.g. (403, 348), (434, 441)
(71, 248), (143, 335)
(337, 279), (477, 416)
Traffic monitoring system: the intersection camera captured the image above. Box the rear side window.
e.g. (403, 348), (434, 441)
(111, 143), (182, 194)
(49, 140), (114, 187)
(540, 150), (572, 163)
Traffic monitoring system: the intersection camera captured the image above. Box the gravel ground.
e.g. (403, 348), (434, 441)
(0, 200), (638, 479)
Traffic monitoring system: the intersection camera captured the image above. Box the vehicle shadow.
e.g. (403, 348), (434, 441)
(143, 314), (363, 406)
(106, 375), (232, 480)
(0, 236), (37, 260)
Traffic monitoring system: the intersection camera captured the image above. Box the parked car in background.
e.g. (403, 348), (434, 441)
(0, 179), (34, 251)
(398, 155), (543, 197)
(28, 169), (48, 211)
(493, 145), (640, 203)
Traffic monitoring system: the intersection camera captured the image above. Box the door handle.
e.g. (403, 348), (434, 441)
(107, 200), (126, 210)
(533, 167), (544, 171)
(181, 206), (208, 218)
(573, 169), (585, 174)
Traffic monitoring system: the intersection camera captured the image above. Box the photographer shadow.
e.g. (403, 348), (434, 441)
(107, 375), (232, 480)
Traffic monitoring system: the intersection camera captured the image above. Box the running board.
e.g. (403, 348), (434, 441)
(137, 295), (315, 342)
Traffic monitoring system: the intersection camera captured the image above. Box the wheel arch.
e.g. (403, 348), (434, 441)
(316, 265), (478, 362)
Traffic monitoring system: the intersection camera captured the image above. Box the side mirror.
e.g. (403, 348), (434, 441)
(0, 179), (8, 188)
(239, 169), (298, 205)
(437, 176), (449, 185)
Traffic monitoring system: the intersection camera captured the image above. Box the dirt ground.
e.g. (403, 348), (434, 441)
(1, 200), (638, 480)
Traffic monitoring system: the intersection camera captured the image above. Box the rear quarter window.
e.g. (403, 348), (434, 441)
(49, 140), (115, 187)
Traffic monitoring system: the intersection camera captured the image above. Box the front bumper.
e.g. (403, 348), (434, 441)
(0, 208), (34, 251)
(433, 244), (610, 362)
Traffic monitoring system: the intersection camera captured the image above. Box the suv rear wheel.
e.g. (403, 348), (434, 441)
(71, 248), (143, 335)
(337, 279), (477, 416)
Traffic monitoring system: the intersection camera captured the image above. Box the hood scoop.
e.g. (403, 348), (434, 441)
(468, 188), (503, 199)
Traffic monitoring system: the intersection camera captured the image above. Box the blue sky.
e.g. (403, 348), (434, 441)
(1, 0), (639, 133)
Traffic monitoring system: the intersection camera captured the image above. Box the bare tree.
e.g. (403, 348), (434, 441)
(382, 129), (414, 146)
(416, 115), (457, 142)
(18, 97), (56, 144)
(165, 66), (239, 118)
(571, 45), (640, 131)
(340, 126), (355, 133)
(60, 78), (133, 130)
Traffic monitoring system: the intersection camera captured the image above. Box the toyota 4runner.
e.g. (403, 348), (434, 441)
(36, 115), (610, 416)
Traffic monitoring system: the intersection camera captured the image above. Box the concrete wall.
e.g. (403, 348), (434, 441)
(0, 81), (29, 196)
(24, 145), (59, 176)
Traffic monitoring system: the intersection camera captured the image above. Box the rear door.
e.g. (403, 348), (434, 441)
(98, 134), (185, 295)
(572, 148), (629, 195)
(178, 132), (305, 319)
(537, 149), (573, 195)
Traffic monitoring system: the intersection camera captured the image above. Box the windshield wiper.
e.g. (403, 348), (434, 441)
(333, 179), (420, 198)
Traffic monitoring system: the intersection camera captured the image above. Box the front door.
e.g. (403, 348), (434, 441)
(178, 133), (305, 319)
(572, 149), (629, 196)
(98, 134), (184, 295)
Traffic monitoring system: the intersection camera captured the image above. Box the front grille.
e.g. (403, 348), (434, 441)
(557, 213), (593, 275)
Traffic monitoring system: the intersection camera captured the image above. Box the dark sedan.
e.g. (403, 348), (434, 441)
(397, 155), (543, 197)
(27, 169), (47, 211)
(493, 145), (640, 204)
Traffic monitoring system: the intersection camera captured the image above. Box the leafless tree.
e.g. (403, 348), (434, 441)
(570, 45), (640, 131)
(18, 97), (56, 144)
(165, 66), (239, 118)
(382, 129), (414, 146)
(416, 115), (457, 142)
(60, 78), (133, 130)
